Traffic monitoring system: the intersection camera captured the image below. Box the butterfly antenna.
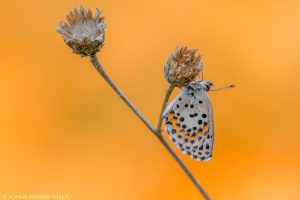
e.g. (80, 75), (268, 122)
(201, 70), (204, 81)
(211, 84), (235, 91)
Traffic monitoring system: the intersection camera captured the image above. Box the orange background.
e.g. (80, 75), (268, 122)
(0, 0), (300, 199)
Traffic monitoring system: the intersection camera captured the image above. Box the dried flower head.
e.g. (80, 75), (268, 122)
(164, 46), (203, 87)
(56, 7), (106, 57)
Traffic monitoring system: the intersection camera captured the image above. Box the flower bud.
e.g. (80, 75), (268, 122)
(56, 7), (106, 57)
(164, 46), (203, 87)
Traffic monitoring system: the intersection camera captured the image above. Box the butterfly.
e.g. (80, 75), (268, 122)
(163, 80), (215, 161)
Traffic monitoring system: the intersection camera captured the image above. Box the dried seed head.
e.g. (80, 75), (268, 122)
(56, 6), (106, 57)
(164, 46), (203, 87)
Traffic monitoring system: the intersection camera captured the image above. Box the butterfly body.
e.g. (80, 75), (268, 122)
(163, 80), (214, 161)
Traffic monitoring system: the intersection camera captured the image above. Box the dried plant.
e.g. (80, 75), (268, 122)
(57, 7), (105, 56)
(57, 6), (212, 200)
(164, 46), (203, 87)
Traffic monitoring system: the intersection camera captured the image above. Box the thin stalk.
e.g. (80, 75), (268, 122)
(156, 85), (211, 200)
(157, 135), (211, 200)
(89, 54), (211, 200)
(90, 55), (156, 133)
(156, 84), (175, 132)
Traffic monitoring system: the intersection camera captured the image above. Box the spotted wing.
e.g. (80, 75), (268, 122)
(163, 90), (214, 161)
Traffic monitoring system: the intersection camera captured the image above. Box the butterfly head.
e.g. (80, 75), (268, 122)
(185, 80), (213, 92)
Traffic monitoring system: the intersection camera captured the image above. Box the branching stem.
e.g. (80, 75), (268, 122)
(89, 54), (211, 200)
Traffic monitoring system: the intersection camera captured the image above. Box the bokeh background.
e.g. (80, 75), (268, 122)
(0, 0), (300, 199)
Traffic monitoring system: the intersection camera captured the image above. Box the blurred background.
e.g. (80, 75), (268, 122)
(0, 0), (300, 199)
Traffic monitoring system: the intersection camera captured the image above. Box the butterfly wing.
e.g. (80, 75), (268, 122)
(163, 90), (214, 161)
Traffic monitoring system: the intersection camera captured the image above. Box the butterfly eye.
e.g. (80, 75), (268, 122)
(187, 86), (193, 90)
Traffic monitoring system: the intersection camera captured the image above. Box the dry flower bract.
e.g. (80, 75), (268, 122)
(56, 7), (106, 57)
(164, 46), (203, 87)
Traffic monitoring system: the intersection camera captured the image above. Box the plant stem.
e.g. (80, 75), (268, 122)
(89, 54), (211, 200)
(156, 84), (175, 132)
(155, 86), (211, 200)
(90, 55), (156, 133)
(157, 135), (211, 200)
